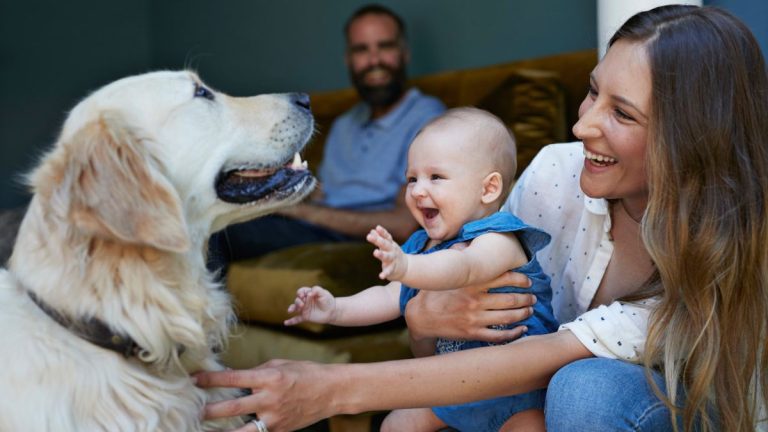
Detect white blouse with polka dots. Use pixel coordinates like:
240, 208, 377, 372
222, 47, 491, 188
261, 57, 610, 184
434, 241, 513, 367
504, 142, 653, 362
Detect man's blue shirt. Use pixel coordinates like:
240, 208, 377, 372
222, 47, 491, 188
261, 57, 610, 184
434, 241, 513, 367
318, 88, 445, 211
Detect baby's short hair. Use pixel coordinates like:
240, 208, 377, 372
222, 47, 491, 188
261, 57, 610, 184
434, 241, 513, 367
421, 107, 517, 200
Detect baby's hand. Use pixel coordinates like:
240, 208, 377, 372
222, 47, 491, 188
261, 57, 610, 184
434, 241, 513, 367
284, 286, 337, 325
366, 225, 409, 281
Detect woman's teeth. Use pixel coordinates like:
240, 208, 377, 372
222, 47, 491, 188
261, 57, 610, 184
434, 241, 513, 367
584, 149, 617, 165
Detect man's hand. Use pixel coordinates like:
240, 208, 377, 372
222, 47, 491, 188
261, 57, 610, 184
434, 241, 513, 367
276, 203, 309, 220
404, 271, 537, 344
273, 185, 419, 242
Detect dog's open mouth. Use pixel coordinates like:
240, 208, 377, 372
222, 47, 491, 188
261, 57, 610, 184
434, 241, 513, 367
215, 153, 315, 204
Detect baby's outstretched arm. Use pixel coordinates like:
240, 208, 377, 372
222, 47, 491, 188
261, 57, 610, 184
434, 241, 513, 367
285, 286, 337, 326
286, 282, 404, 327
367, 225, 409, 280
371, 230, 529, 291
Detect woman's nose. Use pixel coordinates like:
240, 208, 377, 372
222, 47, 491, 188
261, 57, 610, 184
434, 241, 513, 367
572, 101, 601, 140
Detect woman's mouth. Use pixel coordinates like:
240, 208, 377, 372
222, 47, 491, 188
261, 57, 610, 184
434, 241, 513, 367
584, 149, 617, 167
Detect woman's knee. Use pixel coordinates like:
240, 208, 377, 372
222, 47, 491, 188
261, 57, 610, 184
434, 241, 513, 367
545, 358, 674, 432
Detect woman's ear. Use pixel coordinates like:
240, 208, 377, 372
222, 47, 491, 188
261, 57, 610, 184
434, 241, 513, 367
480, 172, 503, 204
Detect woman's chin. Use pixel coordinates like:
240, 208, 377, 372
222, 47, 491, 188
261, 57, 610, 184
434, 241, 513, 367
579, 173, 608, 200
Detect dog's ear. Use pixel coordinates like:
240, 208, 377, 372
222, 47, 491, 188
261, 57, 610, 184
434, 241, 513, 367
52, 113, 191, 253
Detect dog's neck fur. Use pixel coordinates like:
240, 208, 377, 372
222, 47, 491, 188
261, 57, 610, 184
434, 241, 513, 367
10, 195, 232, 372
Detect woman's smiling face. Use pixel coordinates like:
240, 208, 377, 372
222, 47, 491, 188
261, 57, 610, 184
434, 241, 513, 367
573, 39, 652, 214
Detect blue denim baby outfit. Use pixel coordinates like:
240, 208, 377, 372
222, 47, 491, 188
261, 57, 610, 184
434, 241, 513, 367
399, 211, 558, 432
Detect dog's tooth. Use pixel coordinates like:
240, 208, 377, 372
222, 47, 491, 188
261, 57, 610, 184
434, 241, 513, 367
291, 152, 306, 169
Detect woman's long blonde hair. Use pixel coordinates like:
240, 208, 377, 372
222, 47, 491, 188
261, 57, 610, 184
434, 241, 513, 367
612, 5, 768, 431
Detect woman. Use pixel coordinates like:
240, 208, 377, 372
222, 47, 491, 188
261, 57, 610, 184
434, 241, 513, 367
197, 6, 768, 431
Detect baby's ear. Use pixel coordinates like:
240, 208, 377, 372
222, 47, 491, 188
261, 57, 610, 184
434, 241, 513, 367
480, 172, 503, 204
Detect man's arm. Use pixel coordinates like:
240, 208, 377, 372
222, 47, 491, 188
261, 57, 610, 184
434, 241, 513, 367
277, 185, 417, 242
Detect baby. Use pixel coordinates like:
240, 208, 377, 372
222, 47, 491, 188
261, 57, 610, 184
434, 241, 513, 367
286, 107, 557, 432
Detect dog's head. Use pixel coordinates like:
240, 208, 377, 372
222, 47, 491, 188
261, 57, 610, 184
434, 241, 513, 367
29, 70, 316, 253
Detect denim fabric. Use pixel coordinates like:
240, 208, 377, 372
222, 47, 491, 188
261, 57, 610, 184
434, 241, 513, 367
319, 88, 445, 211
206, 215, 354, 276
398, 211, 558, 431
546, 358, 676, 432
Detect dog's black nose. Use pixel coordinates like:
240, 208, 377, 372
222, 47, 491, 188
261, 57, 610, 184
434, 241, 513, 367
291, 93, 311, 111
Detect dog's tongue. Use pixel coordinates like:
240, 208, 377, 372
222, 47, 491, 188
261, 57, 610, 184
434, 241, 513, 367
234, 168, 275, 178
217, 153, 313, 204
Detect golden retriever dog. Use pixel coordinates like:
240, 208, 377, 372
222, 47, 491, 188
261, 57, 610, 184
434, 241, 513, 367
0, 70, 315, 431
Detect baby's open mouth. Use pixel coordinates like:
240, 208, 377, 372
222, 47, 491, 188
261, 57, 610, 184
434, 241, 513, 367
421, 208, 439, 220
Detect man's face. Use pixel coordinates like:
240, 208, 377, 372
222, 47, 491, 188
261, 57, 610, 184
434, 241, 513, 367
345, 13, 409, 108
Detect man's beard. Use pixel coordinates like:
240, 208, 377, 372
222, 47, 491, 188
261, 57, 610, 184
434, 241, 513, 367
350, 63, 408, 108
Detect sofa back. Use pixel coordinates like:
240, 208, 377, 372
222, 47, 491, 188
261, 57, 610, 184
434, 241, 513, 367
306, 49, 597, 176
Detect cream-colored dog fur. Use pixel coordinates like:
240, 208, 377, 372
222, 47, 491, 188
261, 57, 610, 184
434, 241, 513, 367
0, 71, 315, 431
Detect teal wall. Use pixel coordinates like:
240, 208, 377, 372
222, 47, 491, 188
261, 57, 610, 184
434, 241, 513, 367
1, 0, 153, 209
1, 0, 765, 209
149, 1, 596, 95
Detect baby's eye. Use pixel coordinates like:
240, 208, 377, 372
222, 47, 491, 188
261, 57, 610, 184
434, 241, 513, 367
407, 176, 416, 183
431, 174, 443, 181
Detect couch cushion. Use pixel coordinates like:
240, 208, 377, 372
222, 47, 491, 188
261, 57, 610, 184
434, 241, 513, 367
477, 68, 567, 176
227, 241, 384, 334
221, 324, 412, 368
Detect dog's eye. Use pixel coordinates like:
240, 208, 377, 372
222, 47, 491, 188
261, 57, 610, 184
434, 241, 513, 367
194, 83, 215, 101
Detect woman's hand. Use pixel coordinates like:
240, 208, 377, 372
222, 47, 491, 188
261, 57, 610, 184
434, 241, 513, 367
196, 360, 336, 432
405, 271, 536, 344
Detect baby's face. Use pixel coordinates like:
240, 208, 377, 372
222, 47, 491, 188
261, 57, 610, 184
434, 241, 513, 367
405, 126, 492, 242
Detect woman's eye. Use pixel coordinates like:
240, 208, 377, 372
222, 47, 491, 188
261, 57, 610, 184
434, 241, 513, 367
614, 108, 635, 121
194, 84, 214, 101
587, 85, 597, 97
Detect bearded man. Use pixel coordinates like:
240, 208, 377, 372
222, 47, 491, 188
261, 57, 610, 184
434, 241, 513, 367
208, 4, 445, 270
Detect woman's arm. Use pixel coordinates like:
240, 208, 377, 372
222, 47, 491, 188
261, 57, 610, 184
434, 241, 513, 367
196, 330, 592, 432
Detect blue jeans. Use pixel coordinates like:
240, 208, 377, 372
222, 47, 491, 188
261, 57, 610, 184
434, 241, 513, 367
545, 358, 675, 432
207, 215, 354, 276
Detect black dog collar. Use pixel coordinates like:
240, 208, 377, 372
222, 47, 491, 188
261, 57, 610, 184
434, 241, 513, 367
26, 290, 143, 358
